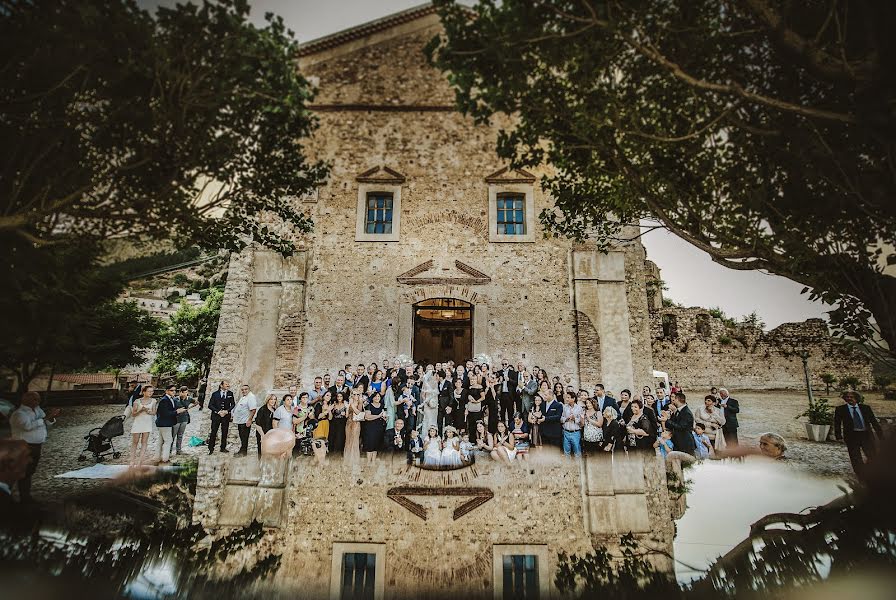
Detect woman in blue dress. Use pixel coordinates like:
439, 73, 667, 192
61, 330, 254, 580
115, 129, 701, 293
368, 370, 385, 397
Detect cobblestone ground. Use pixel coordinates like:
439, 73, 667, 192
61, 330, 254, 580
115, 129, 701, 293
12, 391, 896, 500
733, 390, 894, 479
25, 402, 223, 501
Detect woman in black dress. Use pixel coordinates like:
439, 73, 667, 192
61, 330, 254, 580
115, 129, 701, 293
253, 393, 278, 456
362, 391, 387, 463
625, 399, 656, 451
601, 406, 627, 453
328, 390, 348, 453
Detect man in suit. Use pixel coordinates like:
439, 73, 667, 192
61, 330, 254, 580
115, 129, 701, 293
328, 375, 351, 402
717, 387, 740, 446
834, 389, 883, 479
663, 391, 696, 456
437, 371, 457, 434
154, 384, 178, 464
541, 392, 564, 447
207, 380, 235, 454
496, 360, 518, 424
655, 387, 671, 414
385, 418, 410, 462
592, 384, 619, 414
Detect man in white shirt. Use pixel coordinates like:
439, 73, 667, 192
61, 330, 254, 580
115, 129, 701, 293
233, 384, 258, 456
10, 391, 59, 502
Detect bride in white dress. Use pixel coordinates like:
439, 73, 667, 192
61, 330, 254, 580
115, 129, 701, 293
440, 426, 463, 467
423, 425, 443, 466
419, 365, 439, 436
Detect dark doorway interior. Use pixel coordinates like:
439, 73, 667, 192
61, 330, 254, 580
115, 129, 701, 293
412, 298, 473, 365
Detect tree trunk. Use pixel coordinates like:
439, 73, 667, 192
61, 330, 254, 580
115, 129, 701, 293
45, 363, 56, 393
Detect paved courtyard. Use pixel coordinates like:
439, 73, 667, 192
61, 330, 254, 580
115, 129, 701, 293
13, 390, 896, 501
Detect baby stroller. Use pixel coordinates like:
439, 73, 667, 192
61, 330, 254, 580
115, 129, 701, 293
77, 415, 125, 462
297, 418, 320, 456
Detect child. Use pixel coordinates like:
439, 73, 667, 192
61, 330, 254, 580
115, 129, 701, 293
654, 429, 674, 458
408, 428, 424, 464
693, 423, 712, 459
459, 438, 474, 463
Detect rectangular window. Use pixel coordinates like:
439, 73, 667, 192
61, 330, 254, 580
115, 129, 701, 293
365, 192, 393, 234
496, 193, 526, 235
341, 552, 377, 600
502, 555, 539, 599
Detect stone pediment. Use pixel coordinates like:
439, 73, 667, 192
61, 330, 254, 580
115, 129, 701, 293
397, 259, 491, 286
387, 485, 494, 521
356, 165, 406, 184
484, 166, 537, 184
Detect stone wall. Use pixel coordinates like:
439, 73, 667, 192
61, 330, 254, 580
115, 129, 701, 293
650, 307, 873, 390
207, 15, 654, 397
193, 451, 676, 599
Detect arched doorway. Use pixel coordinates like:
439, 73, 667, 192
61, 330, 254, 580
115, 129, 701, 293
412, 298, 473, 364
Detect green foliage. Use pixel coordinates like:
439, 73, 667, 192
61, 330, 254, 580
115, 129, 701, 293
152, 289, 223, 383
795, 397, 834, 425
172, 273, 190, 286
707, 307, 736, 329
666, 470, 693, 496
0, 236, 160, 390
821, 373, 838, 394
874, 374, 893, 389
838, 375, 861, 391
739, 311, 766, 331
555, 534, 679, 598
718, 335, 733, 346
1, 0, 327, 255
428, 0, 896, 362
661, 297, 681, 308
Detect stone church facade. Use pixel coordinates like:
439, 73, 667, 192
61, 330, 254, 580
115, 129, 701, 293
207, 5, 654, 397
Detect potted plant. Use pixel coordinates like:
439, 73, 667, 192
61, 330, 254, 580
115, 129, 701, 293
795, 397, 833, 442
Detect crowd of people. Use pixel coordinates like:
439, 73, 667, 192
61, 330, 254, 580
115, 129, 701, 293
0, 359, 886, 509
175, 358, 763, 467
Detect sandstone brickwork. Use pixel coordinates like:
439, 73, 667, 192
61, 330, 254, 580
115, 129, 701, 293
206, 9, 655, 397
193, 451, 676, 598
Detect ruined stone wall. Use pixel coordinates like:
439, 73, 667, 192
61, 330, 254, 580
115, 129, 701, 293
650, 308, 873, 390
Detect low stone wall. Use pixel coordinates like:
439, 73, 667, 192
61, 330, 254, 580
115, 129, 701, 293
651, 309, 873, 390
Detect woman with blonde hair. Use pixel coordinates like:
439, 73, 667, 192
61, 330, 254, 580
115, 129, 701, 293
601, 406, 626, 453
128, 385, 156, 468
344, 390, 364, 464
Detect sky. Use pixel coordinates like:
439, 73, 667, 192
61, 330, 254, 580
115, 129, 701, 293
138, 0, 830, 329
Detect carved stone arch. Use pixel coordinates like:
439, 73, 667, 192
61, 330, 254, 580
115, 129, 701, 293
397, 285, 489, 360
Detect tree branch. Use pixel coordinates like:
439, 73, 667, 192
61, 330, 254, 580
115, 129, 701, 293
626, 34, 857, 124
737, 0, 873, 82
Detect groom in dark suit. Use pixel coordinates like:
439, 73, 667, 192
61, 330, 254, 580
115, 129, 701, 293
663, 392, 696, 456
834, 389, 883, 479
207, 380, 236, 454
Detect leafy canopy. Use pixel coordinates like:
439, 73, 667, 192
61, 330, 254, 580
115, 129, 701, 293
428, 0, 896, 362
0, 237, 160, 389
151, 288, 223, 382
1, 0, 327, 255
